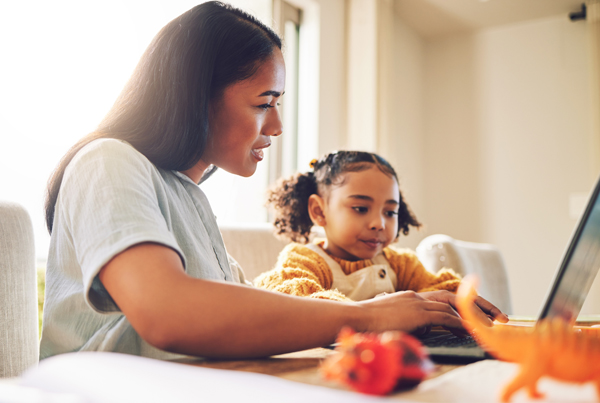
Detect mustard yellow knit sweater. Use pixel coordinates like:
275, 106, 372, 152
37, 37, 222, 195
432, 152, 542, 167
254, 240, 461, 301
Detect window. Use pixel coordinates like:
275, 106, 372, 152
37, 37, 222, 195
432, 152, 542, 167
270, 0, 302, 182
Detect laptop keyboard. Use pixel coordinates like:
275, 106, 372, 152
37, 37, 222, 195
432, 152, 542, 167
419, 331, 488, 358
325, 331, 488, 358
420, 333, 479, 348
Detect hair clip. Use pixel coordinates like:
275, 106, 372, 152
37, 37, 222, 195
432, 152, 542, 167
309, 159, 318, 169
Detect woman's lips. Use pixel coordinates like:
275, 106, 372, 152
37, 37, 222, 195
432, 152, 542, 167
251, 142, 271, 161
251, 148, 265, 161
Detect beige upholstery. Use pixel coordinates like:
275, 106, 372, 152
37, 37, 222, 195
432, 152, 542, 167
416, 234, 513, 314
0, 201, 39, 377
219, 223, 289, 281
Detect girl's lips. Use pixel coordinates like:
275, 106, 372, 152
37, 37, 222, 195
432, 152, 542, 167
361, 240, 382, 249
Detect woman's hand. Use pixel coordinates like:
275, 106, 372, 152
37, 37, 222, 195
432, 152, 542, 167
419, 290, 509, 326
356, 290, 466, 336
357, 290, 509, 337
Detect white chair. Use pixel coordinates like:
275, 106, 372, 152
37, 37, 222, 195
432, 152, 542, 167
0, 200, 39, 377
416, 234, 513, 314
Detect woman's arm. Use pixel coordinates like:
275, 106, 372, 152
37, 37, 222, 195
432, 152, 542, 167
99, 243, 466, 359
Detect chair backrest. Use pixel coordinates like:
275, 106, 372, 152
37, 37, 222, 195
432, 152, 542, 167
0, 201, 39, 377
219, 223, 290, 281
415, 234, 513, 314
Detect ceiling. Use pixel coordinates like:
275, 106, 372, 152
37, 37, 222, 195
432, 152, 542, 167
393, 0, 586, 39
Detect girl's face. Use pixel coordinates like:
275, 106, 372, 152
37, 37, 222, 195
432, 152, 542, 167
316, 167, 400, 261
188, 48, 285, 181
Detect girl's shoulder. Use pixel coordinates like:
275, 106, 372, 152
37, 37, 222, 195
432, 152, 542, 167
278, 241, 329, 264
281, 241, 319, 255
382, 245, 420, 264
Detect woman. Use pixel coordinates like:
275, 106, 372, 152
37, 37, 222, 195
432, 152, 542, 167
41, 1, 506, 361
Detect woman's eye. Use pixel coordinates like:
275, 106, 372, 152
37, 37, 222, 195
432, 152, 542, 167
386, 211, 399, 218
353, 206, 368, 214
258, 102, 279, 110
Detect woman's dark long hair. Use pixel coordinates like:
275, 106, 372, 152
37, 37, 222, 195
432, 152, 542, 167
44, 1, 281, 233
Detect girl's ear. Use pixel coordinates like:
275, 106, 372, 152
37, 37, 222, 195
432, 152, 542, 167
308, 194, 326, 227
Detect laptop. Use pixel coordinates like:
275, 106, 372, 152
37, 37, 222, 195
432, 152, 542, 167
421, 173, 600, 360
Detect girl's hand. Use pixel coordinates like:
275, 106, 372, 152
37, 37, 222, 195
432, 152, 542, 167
356, 290, 466, 335
419, 290, 509, 326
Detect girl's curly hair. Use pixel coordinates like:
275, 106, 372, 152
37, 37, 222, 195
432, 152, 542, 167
267, 151, 422, 243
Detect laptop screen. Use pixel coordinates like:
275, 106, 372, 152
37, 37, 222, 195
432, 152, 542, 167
538, 176, 600, 322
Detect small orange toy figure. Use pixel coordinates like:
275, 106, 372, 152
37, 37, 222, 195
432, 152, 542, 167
456, 275, 600, 402
320, 327, 433, 395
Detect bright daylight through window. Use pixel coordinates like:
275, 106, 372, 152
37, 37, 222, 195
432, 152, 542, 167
0, 0, 300, 264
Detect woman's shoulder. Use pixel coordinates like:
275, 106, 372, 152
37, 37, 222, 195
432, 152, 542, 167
74, 138, 145, 164
68, 138, 156, 176
62, 138, 162, 193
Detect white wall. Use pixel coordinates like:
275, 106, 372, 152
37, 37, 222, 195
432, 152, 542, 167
346, 0, 378, 152
314, 0, 348, 157
422, 17, 593, 315
423, 34, 484, 244
479, 18, 594, 316
379, 4, 427, 250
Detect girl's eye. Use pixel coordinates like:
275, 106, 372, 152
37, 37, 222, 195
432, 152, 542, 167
353, 206, 368, 214
386, 211, 399, 218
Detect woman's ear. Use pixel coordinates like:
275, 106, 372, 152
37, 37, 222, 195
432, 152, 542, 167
308, 194, 326, 227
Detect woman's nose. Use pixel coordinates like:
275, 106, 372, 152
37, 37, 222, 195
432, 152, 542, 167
267, 107, 283, 137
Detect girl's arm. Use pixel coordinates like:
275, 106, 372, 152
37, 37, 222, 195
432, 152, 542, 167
384, 248, 461, 293
384, 248, 508, 325
99, 242, 466, 359
254, 243, 348, 301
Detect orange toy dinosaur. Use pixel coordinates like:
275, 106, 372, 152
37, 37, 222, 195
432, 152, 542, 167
456, 275, 600, 402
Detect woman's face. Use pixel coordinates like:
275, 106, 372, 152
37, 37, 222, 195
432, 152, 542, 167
198, 48, 285, 179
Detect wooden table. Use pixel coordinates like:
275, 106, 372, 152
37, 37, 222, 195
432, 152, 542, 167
175, 347, 463, 394
174, 316, 600, 395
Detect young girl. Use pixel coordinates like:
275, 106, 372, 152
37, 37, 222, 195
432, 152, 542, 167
256, 151, 464, 302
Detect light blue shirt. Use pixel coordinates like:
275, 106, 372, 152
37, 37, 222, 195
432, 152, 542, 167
40, 139, 245, 360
